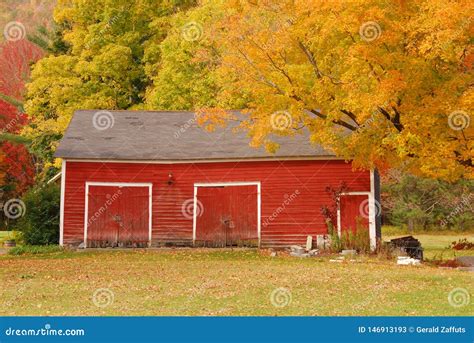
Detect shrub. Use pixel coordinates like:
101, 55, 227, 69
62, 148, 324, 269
326, 219, 341, 252
450, 238, 474, 250
325, 219, 371, 253
14, 183, 60, 245
340, 227, 371, 254
8, 245, 63, 255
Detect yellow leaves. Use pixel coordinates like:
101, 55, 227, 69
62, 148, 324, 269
195, 108, 233, 132
379, 70, 407, 98
22, 0, 473, 180
264, 141, 279, 154
52, 158, 62, 170
201, 0, 474, 180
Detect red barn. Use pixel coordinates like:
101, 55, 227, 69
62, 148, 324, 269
56, 110, 381, 249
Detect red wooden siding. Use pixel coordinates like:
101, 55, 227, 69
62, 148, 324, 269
86, 185, 149, 247
339, 194, 369, 233
63, 160, 370, 247
196, 185, 258, 247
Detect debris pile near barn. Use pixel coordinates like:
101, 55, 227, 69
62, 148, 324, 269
389, 236, 423, 261
397, 256, 421, 265
289, 245, 319, 258
284, 236, 319, 257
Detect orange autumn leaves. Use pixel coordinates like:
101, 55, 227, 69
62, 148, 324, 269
201, 0, 473, 180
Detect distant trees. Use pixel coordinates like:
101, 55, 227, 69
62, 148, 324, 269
382, 171, 474, 230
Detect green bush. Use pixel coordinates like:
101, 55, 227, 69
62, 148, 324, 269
8, 245, 63, 255
14, 184, 60, 245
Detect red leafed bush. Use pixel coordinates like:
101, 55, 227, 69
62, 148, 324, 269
0, 40, 43, 194
451, 238, 474, 250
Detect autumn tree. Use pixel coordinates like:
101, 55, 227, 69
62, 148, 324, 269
24, 0, 197, 169
0, 40, 43, 194
200, 0, 473, 180
145, 0, 247, 111
23, 0, 473, 181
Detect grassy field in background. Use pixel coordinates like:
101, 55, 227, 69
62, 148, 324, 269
0, 231, 10, 242
382, 227, 474, 260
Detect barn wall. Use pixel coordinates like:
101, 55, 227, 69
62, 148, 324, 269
62, 160, 371, 247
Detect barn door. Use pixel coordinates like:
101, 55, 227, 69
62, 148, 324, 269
339, 194, 369, 234
86, 185, 150, 248
195, 185, 258, 247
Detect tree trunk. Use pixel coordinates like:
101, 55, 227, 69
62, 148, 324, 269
408, 218, 414, 233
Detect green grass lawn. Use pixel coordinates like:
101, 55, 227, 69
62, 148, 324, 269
0, 247, 472, 316
0, 231, 10, 243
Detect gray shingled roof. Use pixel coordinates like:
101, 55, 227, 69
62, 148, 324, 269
54, 110, 335, 161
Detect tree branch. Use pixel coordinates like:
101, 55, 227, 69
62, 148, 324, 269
340, 109, 360, 126
309, 109, 357, 131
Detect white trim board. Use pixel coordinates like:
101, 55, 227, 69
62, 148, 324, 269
59, 161, 66, 246
193, 181, 261, 247
86, 181, 152, 187
83, 181, 153, 248
63, 156, 344, 164
369, 169, 377, 250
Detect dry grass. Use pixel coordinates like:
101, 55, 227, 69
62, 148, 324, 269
0, 248, 472, 316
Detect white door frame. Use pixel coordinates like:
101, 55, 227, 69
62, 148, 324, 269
83, 181, 153, 248
336, 170, 377, 250
337, 191, 376, 250
193, 182, 261, 247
